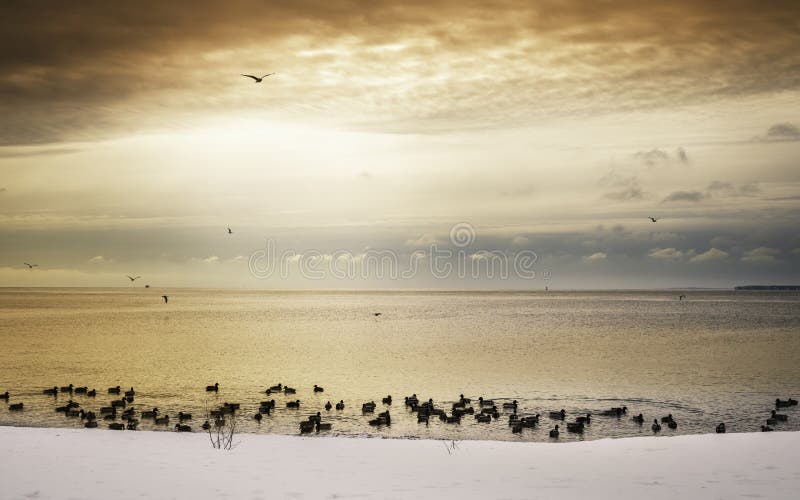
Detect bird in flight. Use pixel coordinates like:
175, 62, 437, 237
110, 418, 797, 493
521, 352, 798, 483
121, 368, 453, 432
127, 275, 141, 281
373, 312, 382, 317
161, 295, 169, 304
241, 73, 275, 83
227, 227, 233, 234
648, 217, 661, 222
23, 263, 38, 269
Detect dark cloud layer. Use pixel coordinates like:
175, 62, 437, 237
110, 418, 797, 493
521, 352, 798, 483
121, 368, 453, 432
1, 0, 799, 144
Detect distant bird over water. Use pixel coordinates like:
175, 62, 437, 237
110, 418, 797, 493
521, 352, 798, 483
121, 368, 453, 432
679, 294, 687, 301
127, 275, 141, 281
373, 312, 382, 317
227, 227, 233, 234
24, 262, 38, 269
161, 295, 169, 304
241, 73, 274, 83
648, 217, 661, 223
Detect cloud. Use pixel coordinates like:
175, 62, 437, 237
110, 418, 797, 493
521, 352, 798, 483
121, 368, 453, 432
648, 247, 685, 260
690, 248, 729, 263
662, 190, 707, 203
707, 180, 734, 191
706, 181, 761, 197
758, 122, 800, 142
2, 1, 800, 144
87, 255, 113, 264
605, 179, 644, 201
582, 252, 607, 263
634, 148, 689, 167
741, 247, 780, 264
0, 147, 81, 159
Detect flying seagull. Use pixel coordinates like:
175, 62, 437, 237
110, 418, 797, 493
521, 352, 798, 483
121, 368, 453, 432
23, 262, 38, 269
161, 295, 169, 304
373, 312, 382, 317
227, 227, 233, 234
127, 275, 141, 281
241, 73, 275, 83
648, 217, 661, 222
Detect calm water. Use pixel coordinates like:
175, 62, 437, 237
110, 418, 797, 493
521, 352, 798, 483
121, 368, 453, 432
1, 288, 799, 442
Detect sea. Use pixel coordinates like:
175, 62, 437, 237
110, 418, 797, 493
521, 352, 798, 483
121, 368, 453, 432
1, 288, 798, 442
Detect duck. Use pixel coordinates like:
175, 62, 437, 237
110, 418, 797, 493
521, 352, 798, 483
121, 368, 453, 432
316, 422, 332, 432
566, 421, 584, 433
324, 401, 333, 411
155, 415, 170, 425
652, 419, 661, 432
771, 410, 788, 422
83, 411, 96, 421
405, 394, 419, 406
84, 420, 98, 428
632, 413, 645, 424
478, 397, 495, 407
715, 423, 726, 433
417, 413, 429, 424
0, 391, 8, 400
299, 420, 315, 433
502, 400, 518, 410
575, 413, 592, 424
766, 416, 777, 426
362, 401, 377, 413
60, 384, 74, 393
9, 402, 23, 411
313, 385, 324, 393
202, 420, 211, 430
141, 407, 159, 418
259, 405, 272, 415
254, 413, 263, 422
108, 386, 121, 394
108, 423, 124, 430
511, 422, 522, 433
284, 386, 297, 395
761, 425, 774, 432
382, 395, 392, 405
549, 409, 566, 420
667, 420, 677, 429
521, 415, 540, 428
600, 406, 627, 417
43, 386, 58, 395
111, 398, 126, 408
308, 412, 322, 424
475, 413, 492, 423
206, 382, 219, 392
124, 388, 135, 397
175, 423, 192, 432
73, 387, 88, 394
335, 400, 345, 410
660, 414, 675, 423
86, 389, 97, 397
286, 400, 301, 408
178, 412, 192, 421
268, 383, 282, 392
549, 425, 560, 438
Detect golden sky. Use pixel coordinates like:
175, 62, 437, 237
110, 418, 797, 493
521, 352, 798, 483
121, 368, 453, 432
1, 1, 799, 288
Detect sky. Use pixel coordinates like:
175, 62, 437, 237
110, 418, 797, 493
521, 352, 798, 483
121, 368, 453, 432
0, 0, 799, 289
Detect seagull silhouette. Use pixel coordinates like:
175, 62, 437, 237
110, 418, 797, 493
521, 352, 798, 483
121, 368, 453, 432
161, 295, 169, 304
241, 73, 275, 83
227, 227, 233, 234
648, 217, 661, 222
23, 262, 38, 269
127, 275, 141, 281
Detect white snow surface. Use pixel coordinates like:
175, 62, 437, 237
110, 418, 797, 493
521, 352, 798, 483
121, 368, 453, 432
0, 427, 797, 499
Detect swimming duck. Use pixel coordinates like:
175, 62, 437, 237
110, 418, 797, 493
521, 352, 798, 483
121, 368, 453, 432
124, 388, 135, 397
141, 408, 159, 418
86, 389, 96, 397
335, 400, 345, 410
60, 384, 73, 393
382, 395, 392, 405
175, 423, 192, 432
549, 425, 559, 438
299, 420, 315, 433
84, 420, 98, 428
155, 415, 170, 425
108, 423, 124, 430
576, 413, 592, 424
284, 386, 297, 394
632, 413, 645, 424
201, 420, 211, 430
660, 414, 675, 423
308, 412, 322, 424
652, 419, 661, 432
667, 420, 677, 429
566, 421, 584, 433
206, 382, 219, 392
0, 392, 8, 400
43, 386, 58, 395
771, 410, 788, 422
313, 385, 324, 393
9, 402, 23, 411
511, 422, 522, 433
254, 413, 262, 422
286, 400, 301, 408
362, 401, 377, 413
549, 409, 566, 420
108, 386, 121, 394
475, 413, 492, 423
324, 401, 332, 411
74, 387, 88, 394
715, 423, 726, 433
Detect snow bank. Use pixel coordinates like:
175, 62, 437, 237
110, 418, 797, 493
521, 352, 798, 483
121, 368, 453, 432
0, 427, 797, 499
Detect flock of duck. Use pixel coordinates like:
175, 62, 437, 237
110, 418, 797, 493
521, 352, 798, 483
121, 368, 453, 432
2, 384, 796, 438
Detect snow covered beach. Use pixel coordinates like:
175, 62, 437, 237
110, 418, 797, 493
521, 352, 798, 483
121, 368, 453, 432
1, 427, 797, 499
